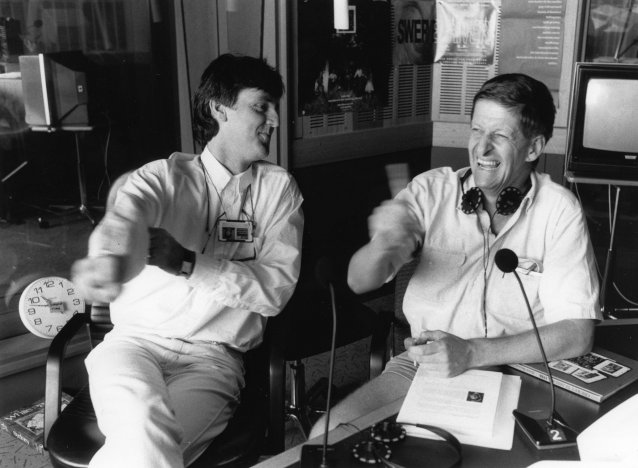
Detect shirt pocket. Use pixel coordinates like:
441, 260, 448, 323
496, 267, 543, 326
410, 247, 466, 303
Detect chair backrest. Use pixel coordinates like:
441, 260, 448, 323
390, 259, 419, 356
87, 303, 113, 346
394, 259, 418, 324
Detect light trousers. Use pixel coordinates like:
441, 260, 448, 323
85, 332, 244, 468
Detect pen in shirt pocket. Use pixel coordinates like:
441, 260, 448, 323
516, 258, 543, 277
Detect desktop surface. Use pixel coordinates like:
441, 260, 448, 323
256, 322, 638, 468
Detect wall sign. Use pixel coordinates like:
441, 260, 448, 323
434, 0, 500, 65
499, 0, 566, 94
393, 0, 436, 65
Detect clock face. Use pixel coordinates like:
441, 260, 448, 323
18, 276, 85, 339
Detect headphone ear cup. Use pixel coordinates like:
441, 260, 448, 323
496, 186, 523, 215
461, 187, 483, 214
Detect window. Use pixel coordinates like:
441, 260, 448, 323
0, 0, 180, 342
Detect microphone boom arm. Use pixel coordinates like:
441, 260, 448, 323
512, 271, 556, 427
495, 248, 578, 449
320, 281, 337, 467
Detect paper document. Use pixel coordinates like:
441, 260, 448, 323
397, 368, 521, 450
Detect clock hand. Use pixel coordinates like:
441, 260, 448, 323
40, 296, 53, 305
33, 296, 66, 312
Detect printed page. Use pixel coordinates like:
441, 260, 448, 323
397, 368, 503, 436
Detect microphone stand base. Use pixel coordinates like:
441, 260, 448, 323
299, 444, 338, 468
513, 410, 578, 450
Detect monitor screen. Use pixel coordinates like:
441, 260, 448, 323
583, 78, 638, 153
566, 62, 638, 181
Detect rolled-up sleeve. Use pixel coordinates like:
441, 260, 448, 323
539, 196, 601, 322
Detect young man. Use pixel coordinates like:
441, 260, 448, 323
310, 73, 600, 437
72, 54, 304, 467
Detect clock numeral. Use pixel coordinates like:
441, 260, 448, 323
73, 298, 81, 306
28, 297, 41, 304
28, 307, 36, 315
57, 325, 64, 332
67, 288, 75, 296
34, 318, 42, 325
35, 287, 43, 294
46, 325, 53, 333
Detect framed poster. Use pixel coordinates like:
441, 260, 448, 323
434, 0, 500, 65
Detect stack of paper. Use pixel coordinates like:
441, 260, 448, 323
396, 368, 521, 450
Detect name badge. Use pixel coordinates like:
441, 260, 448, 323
218, 220, 254, 243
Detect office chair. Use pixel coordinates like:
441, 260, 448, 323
267, 258, 393, 446
387, 259, 419, 359
43, 303, 280, 467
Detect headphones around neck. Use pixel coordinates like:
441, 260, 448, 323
460, 169, 526, 216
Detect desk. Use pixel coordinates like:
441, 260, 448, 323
256, 362, 638, 467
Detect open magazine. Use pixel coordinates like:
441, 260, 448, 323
396, 368, 521, 450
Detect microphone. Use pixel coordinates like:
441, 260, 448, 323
495, 248, 578, 449
300, 258, 339, 467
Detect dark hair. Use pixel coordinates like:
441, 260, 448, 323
192, 53, 285, 147
471, 73, 555, 143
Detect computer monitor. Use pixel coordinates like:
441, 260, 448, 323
565, 62, 638, 181
19, 51, 90, 128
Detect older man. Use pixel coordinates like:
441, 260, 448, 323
311, 73, 600, 437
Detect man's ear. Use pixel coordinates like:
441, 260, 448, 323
526, 135, 546, 163
209, 100, 227, 122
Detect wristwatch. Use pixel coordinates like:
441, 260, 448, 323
180, 249, 195, 278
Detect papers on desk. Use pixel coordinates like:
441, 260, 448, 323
396, 368, 521, 450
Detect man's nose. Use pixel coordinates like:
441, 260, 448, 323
476, 133, 493, 155
266, 108, 279, 128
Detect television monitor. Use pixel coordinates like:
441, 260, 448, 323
19, 51, 91, 128
565, 62, 638, 181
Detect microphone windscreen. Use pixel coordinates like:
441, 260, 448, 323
315, 257, 335, 288
495, 248, 518, 273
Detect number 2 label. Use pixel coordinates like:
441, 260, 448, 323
548, 428, 566, 441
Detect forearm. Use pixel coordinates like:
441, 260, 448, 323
191, 254, 300, 316
188, 203, 303, 316
348, 198, 423, 294
89, 211, 150, 282
468, 319, 596, 368
348, 245, 390, 294
347, 237, 411, 294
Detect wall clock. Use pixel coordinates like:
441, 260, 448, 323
18, 276, 86, 339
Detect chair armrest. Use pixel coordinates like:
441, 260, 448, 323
369, 308, 393, 379
264, 314, 286, 455
44, 312, 89, 449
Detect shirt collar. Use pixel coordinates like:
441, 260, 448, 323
200, 146, 253, 192
523, 170, 539, 212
